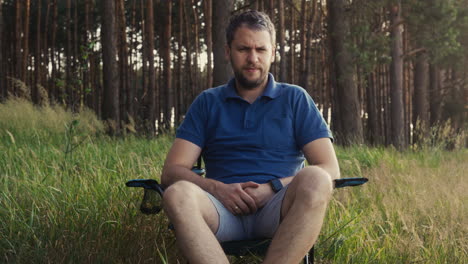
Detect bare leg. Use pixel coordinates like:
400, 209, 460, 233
163, 181, 229, 264
263, 167, 333, 264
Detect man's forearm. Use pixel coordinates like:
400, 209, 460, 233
161, 164, 220, 193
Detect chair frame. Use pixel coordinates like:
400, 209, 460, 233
126, 158, 368, 263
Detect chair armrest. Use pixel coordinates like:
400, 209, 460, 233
333, 177, 368, 188
126, 179, 164, 215
126, 179, 165, 196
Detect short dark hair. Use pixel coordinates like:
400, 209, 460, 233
226, 10, 276, 47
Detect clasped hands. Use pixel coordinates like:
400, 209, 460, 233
212, 181, 275, 215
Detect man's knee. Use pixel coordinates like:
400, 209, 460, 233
293, 167, 333, 207
163, 180, 199, 212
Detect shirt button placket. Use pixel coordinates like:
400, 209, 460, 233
244, 104, 253, 129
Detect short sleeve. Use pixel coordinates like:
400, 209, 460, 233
175, 93, 208, 148
293, 89, 333, 149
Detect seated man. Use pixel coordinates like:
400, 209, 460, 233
161, 10, 340, 264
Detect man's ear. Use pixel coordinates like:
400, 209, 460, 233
270, 45, 276, 63
225, 44, 231, 61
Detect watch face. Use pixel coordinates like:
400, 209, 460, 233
271, 179, 283, 192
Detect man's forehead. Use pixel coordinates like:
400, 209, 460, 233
232, 26, 273, 45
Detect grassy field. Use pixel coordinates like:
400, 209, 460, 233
1, 99, 467, 263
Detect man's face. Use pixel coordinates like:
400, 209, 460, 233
226, 26, 275, 90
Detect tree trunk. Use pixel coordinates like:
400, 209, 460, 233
15, 0, 22, 84
413, 52, 430, 144
0, 0, 4, 99
366, 72, 379, 144
298, 0, 307, 88
73, 0, 79, 109
278, 0, 286, 82
117, 0, 130, 125
145, 0, 156, 134
22, 0, 30, 86
66, 0, 73, 108
327, 0, 363, 145
212, 0, 234, 86
51, 0, 58, 102
183, 3, 193, 112
33, 0, 42, 104
191, 0, 200, 97
289, 3, 296, 84
429, 64, 442, 126
204, 0, 213, 89
162, 0, 173, 130
176, 0, 184, 123
389, 2, 406, 150
101, 0, 120, 134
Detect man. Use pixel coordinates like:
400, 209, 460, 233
161, 10, 339, 264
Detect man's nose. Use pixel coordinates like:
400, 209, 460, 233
247, 51, 259, 64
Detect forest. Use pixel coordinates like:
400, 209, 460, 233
1, 1, 467, 263
1, 0, 466, 148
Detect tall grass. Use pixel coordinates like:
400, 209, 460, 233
1, 99, 466, 263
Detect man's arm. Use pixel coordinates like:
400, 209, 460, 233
244, 137, 339, 207
161, 138, 258, 214
302, 137, 340, 181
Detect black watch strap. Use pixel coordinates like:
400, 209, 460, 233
269, 178, 283, 193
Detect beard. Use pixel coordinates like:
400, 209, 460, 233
231, 60, 269, 90
233, 69, 267, 90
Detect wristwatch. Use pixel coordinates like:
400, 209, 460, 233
269, 178, 283, 193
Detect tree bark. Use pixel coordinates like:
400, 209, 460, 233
298, 0, 307, 88
101, 0, 120, 133
162, 0, 173, 130
145, 0, 156, 134
278, 0, 286, 82
51, 0, 58, 101
289, 3, 296, 84
22, 0, 30, 86
117, 0, 130, 124
191, 0, 200, 97
389, 2, 406, 149
66, 0, 73, 107
204, 0, 213, 88
15, 0, 22, 84
176, 0, 184, 123
413, 52, 430, 143
212, 0, 234, 86
0, 0, 4, 99
429, 64, 442, 126
327, 0, 363, 145
33, 0, 42, 104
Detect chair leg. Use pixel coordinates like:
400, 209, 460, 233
309, 245, 315, 264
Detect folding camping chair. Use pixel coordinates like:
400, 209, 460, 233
126, 158, 368, 263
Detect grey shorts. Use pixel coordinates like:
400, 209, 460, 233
206, 185, 289, 242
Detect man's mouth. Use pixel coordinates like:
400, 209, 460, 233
245, 67, 259, 73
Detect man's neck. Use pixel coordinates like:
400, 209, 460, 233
235, 80, 268, 104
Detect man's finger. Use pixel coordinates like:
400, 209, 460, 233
240, 181, 260, 189
239, 190, 258, 213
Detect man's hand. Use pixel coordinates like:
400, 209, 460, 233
212, 181, 260, 215
243, 183, 275, 209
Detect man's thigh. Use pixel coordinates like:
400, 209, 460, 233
205, 185, 289, 242
205, 192, 247, 242
252, 185, 289, 238
163, 181, 220, 233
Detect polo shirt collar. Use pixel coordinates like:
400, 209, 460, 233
223, 73, 281, 101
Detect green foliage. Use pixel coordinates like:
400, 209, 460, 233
404, 0, 464, 65
348, 0, 392, 74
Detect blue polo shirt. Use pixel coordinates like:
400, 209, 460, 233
176, 74, 332, 184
